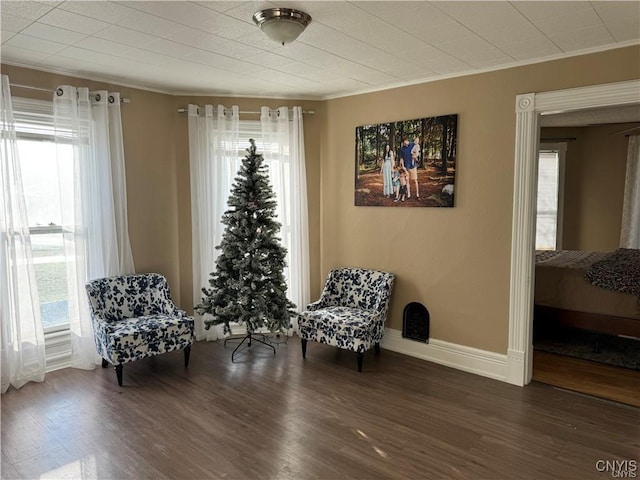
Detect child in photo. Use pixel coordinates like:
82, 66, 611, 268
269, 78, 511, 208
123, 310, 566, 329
398, 167, 408, 202
392, 164, 400, 202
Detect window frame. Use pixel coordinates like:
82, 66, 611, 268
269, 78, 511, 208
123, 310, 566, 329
235, 120, 292, 240
12, 96, 72, 339
536, 142, 567, 250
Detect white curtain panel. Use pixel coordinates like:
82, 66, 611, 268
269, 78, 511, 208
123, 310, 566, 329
99, 91, 135, 274
53, 86, 134, 369
260, 106, 310, 333
189, 104, 239, 341
621, 135, 640, 249
0, 75, 46, 392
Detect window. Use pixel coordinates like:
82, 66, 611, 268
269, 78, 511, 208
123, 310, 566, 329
218, 120, 293, 247
535, 143, 566, 250
13, 97, 73, 334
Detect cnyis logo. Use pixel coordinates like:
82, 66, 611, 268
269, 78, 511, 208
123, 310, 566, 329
595, 460, 637, 478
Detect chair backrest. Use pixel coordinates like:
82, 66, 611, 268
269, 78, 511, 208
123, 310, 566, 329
85, 273, 178, 322
322, 268, 394, 313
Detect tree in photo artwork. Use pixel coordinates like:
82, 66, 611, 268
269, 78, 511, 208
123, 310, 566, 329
354, 114, 457, 207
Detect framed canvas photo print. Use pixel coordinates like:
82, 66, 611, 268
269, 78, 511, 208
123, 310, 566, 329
355, 114, 458, 207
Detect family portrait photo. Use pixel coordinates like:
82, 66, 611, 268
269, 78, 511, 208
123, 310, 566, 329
355, 114, 458, 207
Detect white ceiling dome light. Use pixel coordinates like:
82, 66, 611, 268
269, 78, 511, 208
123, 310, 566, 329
252, 8, 312, 45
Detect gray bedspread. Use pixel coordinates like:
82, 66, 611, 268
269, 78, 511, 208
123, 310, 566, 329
584, 248, 640, 297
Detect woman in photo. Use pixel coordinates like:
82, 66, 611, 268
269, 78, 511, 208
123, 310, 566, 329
381, 144, 394, 197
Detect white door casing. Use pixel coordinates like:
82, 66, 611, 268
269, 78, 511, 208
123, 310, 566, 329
507, 80, 640, 386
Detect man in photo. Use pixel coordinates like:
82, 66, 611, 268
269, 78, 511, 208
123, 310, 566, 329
400, 138, 414, 198
410, 135, 420, 198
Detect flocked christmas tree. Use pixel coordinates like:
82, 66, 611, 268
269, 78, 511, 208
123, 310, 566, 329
196, 139, 296, 340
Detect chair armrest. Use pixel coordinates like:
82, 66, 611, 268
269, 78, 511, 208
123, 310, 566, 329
90, 314, 117, 334
90, 312, 108, 323
306, 300, 328, 311
306, 285, 338, 311
371, 295, 387, 313
159, 300, 188, 318
370, 277, 394, 313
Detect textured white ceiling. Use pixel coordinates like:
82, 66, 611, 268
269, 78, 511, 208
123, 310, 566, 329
1, 1, 639, 99
540, 104, 640, 127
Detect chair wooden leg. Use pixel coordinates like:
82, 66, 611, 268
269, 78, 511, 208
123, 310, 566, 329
301, 339, 307, 359
357, 352, 364, 372
374, 343, 381, 355
115, 365, 123, 387
101, 358, 108, 368
184, 345, 191, 367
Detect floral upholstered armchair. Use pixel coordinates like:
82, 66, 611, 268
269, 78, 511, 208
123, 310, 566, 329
85, 273, 195, 386
298, 268, 395, 372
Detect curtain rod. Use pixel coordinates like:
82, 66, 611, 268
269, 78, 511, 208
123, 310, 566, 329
9, 83, 52, 93
177, 106, 314, 115
9, 83, 130, 104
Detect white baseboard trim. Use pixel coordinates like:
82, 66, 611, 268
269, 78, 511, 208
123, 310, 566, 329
382, 328, 508, 382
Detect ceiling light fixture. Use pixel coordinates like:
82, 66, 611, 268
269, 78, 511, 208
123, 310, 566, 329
252, 8, 312, 45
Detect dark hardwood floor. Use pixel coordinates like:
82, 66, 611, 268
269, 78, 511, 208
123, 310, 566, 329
2, 339, 639, 480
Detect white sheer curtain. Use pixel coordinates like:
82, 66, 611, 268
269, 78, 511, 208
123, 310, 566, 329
260, 106, 310, 333
188, 104, 310, 339
621, 135, 640, 249
1, 75, 46, 392
53, 86, 134, 369
189, 104, 239, 341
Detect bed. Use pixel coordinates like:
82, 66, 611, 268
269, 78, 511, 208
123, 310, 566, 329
534, 249, 640, 338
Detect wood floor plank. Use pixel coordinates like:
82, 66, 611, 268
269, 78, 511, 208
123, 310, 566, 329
533, 350, 640, 407
2, 339, 638, 479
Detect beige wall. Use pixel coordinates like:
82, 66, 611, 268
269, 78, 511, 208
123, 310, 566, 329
541, 124, 633, 251
1, 63, 182, 302
1, 64, 323, 313
172, 96, 324, 313
320, 46, 640, 354
4, 44, 639, 355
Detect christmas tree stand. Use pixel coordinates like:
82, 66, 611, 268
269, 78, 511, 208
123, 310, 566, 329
195, 139, 297, 360
224, 332, 276, 362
